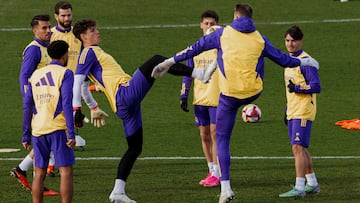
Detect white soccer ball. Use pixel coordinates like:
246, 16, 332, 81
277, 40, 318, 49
241, 104, 261, 123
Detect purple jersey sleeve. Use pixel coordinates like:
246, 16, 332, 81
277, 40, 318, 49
76, 48, 95, 75
19, 45, 41, 97
296, 66, 321, 94
180, 59, 194, 99
262, 36, 301, 68
173, 31, 221, 63
76, 48, 104, 85
61, 69, 75, 139
22, 84, 34, 144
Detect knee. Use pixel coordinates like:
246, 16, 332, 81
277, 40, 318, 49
292, 144, 305, 155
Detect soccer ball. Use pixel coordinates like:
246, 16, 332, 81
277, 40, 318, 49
241, 104, 261, 123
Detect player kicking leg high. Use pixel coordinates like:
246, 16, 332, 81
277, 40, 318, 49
72, 19, 217, 203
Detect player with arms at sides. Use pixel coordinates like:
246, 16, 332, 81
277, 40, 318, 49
51, 1, 81, 74
22, 40, 76, 203
48, 0, 99, 177
51, 1, 103, 116
180, 10, 221, 187
72, 19, 216, 203
11, 14, 59, 196
152, 3, 319, 203
279, 25, 321, 198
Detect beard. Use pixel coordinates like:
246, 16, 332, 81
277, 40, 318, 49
59, 20, 72, 29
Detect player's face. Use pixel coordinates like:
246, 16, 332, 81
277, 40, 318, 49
33, 21, 51, 42
200, 17, 217, 35
83, 26, 100, 45
285, 34, 302, 54
55, 8, 73, 29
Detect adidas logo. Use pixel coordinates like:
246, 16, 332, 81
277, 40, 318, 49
35, 72, 55, 87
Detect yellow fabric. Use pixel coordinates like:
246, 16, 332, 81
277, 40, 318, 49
219, 26, 265, 99
285, 51, 316, 121
79, 46, 132, 112
192, 49, 219, 106
29, 65, 67, 136
23, 40, 51, 70
51, 27, 82, 72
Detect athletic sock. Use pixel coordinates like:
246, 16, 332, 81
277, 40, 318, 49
295, 177, 305, 191
49, 152, 55, 165
18, 155, 33, 172
208, 162, 214, 173
220, 180, 231, 192
305, 172, 318, 187
113, 179, 126, 194
212, 164, 220, 178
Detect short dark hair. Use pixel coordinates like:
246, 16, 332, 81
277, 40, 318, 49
73, 19, 96, 41
285, 25, 304, 40
235, 3, 253, 18
201, 10, 219, 23
47, 40, 69, 59
30, 14, 50, 28
55, 1, 72, 14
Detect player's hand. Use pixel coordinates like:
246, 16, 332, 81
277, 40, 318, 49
287, 80, 295, 93
151, 57, 175, 78
66, 138, 76, 149
74, 109, 85, 128
90, 106, 109, 127
22, 142, 31, 150
299, 57, 319, 70
22, 134, 31, 150
180, 98, 189, 112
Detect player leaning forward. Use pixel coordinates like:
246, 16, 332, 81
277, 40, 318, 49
71, 19, 216, 203
152, 3, 320, 203
22, 40, 76, 203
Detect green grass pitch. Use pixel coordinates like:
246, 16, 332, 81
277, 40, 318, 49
1, 0, 360, 202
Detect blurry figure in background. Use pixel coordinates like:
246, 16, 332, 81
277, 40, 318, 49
50, 1, 98, 174
180, 10, 221, 187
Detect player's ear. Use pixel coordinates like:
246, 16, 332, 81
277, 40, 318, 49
80, 33, 86, 41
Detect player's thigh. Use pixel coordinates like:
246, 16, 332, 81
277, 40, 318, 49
49, 130, 75, 167
32, 135, 51, 169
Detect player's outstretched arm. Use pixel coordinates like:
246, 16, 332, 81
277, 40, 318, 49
151, 57, 176, 78
299, 57, 319, 70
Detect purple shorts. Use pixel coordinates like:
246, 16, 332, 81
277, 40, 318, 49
288, 119, 312, 148
194, 105, 217, 126
116, 69, 151, 137
32, 130, 75, 169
